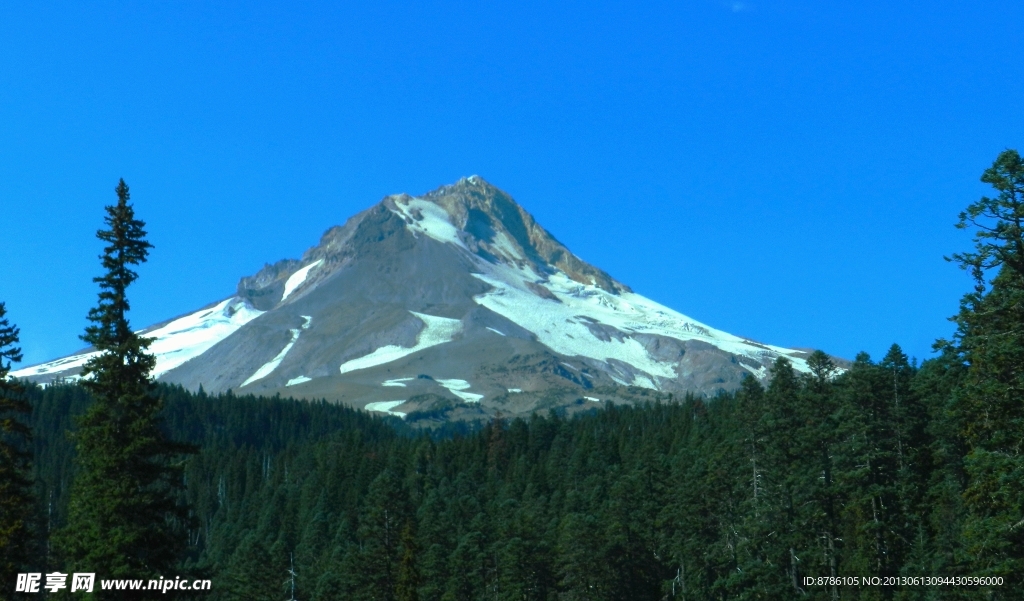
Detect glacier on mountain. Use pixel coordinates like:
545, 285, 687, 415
12, 297, 264, 381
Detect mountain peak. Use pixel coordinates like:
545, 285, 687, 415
427, 174, 493, 195
406, 177, 629, 294
15, 177, 824, 420
233, 177, 627, 311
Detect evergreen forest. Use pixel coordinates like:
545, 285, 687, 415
6, 346, 1016, 600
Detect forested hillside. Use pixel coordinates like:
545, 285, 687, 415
12, 341, 1017, 599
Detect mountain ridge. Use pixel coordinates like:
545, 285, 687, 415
14, 176, 830, 422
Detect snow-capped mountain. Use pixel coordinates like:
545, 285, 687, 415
14, 177, 819, 421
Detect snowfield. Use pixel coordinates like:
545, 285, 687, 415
391, 197, 470, 250
281, 260, 323, 302
338, 312, 463, 375
13, 297, 264, 381
364, 400, 408, 417
470, 263, 812, 386
241, 316, 312, 387
436, 378, 483, 403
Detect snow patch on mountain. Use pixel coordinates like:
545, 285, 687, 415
12, 297, 264, 381
146, 299, 266, 378
12, 351, 97, 380
489, 230, 525, 263
281, 260, 323, 302
338, 312, 463, 375
364, 400, 408, 417
470, 260, 811, 388
436, 378, 483, 403
286, 376, 312, 386
241, 315, 312, 387
741, 364, 769, 379
391, 197, 469, 250
472, 270, 678, 385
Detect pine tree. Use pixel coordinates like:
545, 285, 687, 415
944, 150, 1024, 594
0, 302, 35, 595
57, 180, 193, 593
835, 350, 915, 596
221, 535, 282, 601
949, 149, 1024, 281
355, 468, 410, 601
394, 522, 420, 601
760, 358, 807, 596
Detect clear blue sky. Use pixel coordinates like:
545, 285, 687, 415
3, 1, 1022, 367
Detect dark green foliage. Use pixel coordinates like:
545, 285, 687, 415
949, 148, 1024, 279
12, 355, 1013, 600
0, 302, 34, 598
941, 150, 1024, 596
56, 180, 194, 596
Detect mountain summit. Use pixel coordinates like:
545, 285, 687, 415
16, 177, 817, 421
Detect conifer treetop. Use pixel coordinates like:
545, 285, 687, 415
949, 149, 1024, 285
0, 301, 26, 442
0, 302, 22, 381
82, 178, 154, 352
0, 301, 32, 588
0, 301, 27, 428
79, 179, 156, 389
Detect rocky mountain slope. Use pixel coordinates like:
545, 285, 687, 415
14, 177, 821, 422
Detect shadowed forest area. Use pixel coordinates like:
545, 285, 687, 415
8, 340, 1021, 600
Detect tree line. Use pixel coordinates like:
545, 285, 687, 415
1, 151, 1023, 599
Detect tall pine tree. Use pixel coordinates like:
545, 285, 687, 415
944, 150, 1024, 594
57, 180, 193, 593
0, 302, 35, 597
